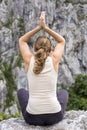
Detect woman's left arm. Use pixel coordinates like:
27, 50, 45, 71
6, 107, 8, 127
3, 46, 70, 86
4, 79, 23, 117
19, 26, 42, 70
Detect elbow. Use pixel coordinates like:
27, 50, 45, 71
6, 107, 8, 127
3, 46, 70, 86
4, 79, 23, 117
63, 38, 65, 44
19, 39, 21, 46
19, 37, 23, 44
61, 37, 65, 45
19, 38, 21, 43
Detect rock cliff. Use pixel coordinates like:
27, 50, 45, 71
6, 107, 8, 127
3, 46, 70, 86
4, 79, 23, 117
0, 111, 87, 130
0, 0, 87, 114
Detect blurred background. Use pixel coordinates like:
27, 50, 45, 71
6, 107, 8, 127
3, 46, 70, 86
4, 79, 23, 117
0, 0, 87, 120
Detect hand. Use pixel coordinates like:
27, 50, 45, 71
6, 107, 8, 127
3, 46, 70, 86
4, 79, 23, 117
39, 11, 46, 29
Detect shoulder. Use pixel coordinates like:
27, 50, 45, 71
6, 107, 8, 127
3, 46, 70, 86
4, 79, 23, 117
49, 52, 59, 73
50, 51, 59, 63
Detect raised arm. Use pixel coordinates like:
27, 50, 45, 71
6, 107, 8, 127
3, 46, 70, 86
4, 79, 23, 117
40, 12, 65, 64
45, 26, 65, 63
19, 26, 42, 70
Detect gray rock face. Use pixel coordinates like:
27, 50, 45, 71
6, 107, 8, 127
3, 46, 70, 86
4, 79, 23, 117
0, 0, 87, 86
0, 111, 87, 130
0, 0, 87, 113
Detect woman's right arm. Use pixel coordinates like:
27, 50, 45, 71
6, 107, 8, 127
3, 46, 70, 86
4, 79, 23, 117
40, 12, 65, 64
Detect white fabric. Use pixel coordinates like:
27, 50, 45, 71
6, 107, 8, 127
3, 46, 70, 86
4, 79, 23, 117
26, 56, 61, 114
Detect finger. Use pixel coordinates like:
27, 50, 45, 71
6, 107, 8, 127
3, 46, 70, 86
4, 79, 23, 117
40, 17, 44, 21
41, 11, 45, 15
41, 12, 45, 17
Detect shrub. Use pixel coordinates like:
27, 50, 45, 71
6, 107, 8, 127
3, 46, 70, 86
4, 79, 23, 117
0, 112, 22, 121
67, 74, 87, 110
2, 61, 17, 110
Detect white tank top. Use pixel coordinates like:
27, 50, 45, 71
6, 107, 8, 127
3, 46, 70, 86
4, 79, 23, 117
26, 56, 61, 114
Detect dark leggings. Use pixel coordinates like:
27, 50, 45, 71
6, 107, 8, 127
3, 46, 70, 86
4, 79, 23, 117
17, 88, 68, 126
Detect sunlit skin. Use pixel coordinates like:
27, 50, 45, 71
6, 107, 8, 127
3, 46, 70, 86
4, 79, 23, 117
17, 11, 68, 126
19, 11, 65, 74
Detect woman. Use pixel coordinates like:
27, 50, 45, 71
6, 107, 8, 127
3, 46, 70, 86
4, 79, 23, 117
17, 12, 68, 126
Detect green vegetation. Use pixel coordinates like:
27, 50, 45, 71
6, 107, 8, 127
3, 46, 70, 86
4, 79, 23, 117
0, 53, 23, 112
55, 3, 60, 8
0, 0, 2, 3
4, 0, 8, 5
77, 8, 85, 21
18, 18, 25, 37
2, 61, 17, 110
64, 0, 87, 4
0, 52, 23, 121
1, 52, 87, 121
3, 18, 13, 28
15, 53, 23, 68
0, 112, 22, 121
67, 74, 87, 110
0, 113, 8, 121
27, 38, 34, 47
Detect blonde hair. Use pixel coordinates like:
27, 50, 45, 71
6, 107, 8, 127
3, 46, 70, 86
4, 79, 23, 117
33, 36, 52, 74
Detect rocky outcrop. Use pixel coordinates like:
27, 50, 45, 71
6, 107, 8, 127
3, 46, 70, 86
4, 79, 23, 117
0, 0, 87, 113
0, 111, 87, 130
0, 0, 87, 86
